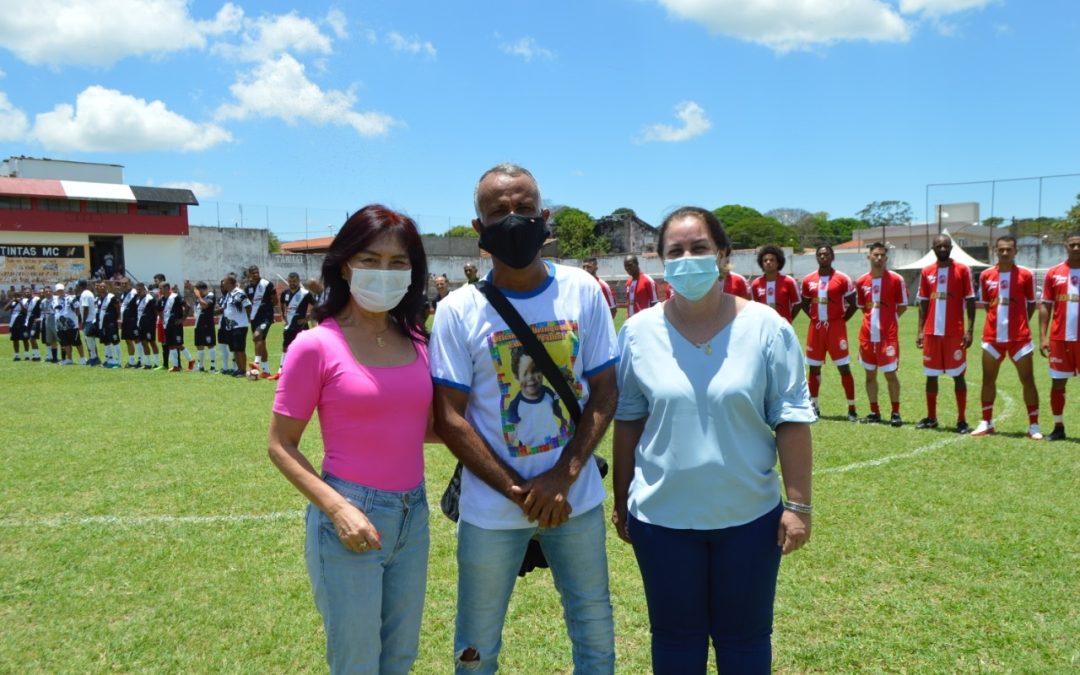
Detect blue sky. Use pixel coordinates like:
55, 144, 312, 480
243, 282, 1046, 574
1, 0, 1078, 241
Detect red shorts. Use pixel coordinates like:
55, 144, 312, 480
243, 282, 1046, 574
805, 321, 851, 366
982, 340, 1035, 363
156, 318, 165, 343
859, 338, 900, 372
1048, 339, 1080, 378
922, 333, 967, 376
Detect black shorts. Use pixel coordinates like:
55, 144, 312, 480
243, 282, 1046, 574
228, 327, 248, 353
138, 318, 156, 342
163, 322, 184, 347
251, 313, 273, 339
283, 325, 306, 351
99, 321, 119, 345
58, 328, 78, 347
9, 324, 22, 341
194, 324, 217, 347
217, 323, 229, 344
120, 320, 139, 341
25, 323, 39, 339
83, 322, 98, 338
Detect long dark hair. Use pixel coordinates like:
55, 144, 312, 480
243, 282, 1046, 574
314, 204, 429, 342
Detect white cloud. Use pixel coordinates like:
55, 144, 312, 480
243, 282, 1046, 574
325, 9, 349, 39
32, 86, 232, 152
212, 10, 335, 62
216, 54, 398, 137
655, 0, 911, 52
0, 0, 239, 67
159, 180, 222, 198
899, 0, 995, 18
0, 92, 30, 141
499, 36, 555, 62
639, 101, 711, 143
387, 31, 437, 58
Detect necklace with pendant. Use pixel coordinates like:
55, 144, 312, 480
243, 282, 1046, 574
695, 341, 712, 355
375, 331, 387, 348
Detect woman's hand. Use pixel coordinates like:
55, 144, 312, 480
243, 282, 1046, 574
330, 502, 382, 553
777, 510, 810, 555
611, 504, 632, 544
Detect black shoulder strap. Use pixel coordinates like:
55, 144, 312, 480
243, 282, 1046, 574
477, 280, 582, 424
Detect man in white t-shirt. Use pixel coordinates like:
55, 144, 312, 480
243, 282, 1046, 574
76, 279, 101, 365
430, 163, 617, 674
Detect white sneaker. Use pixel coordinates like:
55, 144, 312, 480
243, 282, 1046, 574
1027, 423, 1044, 440
971, 420, 995, 436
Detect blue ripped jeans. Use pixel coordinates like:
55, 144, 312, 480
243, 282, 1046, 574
305, 474, 429, 675
454, 504, 615, 674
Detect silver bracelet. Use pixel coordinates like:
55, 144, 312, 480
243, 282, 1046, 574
784, 500, 813, 514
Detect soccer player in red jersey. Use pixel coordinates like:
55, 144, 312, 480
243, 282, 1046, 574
624, 254, 658, 318
722, 270, 751, 299
583, 256, 617, 319
750, 244, 801, 323
855, 242, 908, 427
915, 235, 976, 433
1038, 231, 1080, 441
973, 236, 1042, 439
800, 245, 859, 420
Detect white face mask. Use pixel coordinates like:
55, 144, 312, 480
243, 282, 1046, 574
349, 266, 412, 312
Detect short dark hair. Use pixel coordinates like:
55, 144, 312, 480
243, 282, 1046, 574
248, 265, 260, 274
195, 281, 208, 291
867, 241, 887, 253
287, 272, 300, 280
995, 235, 1017, 248
658, 207, 730, 259
816, 244, 835, 256
583, 256, 598, 264
756, 244, 786, 271
313, 204, 429, 343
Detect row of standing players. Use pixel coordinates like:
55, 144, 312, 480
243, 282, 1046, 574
5, 266, 324, 380
598, 234, 1080, 441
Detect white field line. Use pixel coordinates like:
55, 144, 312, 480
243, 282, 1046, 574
1, 392, 1020, 528
816, 390, 1016, 476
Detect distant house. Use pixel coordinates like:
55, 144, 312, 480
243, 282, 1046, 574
0, 156, 198, 287
594, 212, 659, 255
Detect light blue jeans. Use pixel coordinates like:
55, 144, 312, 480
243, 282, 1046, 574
305, 474, 429, 675
454, 505, 615, 674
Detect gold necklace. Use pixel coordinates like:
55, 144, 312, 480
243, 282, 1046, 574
695, 341, 713, 355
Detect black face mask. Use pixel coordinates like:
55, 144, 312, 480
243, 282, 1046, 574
478, 213, 548, 269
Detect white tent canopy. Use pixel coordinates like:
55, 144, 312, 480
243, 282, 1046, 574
896, 229, 989, 270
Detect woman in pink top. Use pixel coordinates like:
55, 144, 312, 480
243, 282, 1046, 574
268, 204, 434, 674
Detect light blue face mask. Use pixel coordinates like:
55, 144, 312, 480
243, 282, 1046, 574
664, 254, 719, 301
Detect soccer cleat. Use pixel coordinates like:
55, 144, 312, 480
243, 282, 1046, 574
1047, 426, 1067, 441
259, 371, 272, 379
1027, 424, 1044, 441
970, 420, 995, 436
860, 412, 882, 424
915, 417, 939, 430
168, 367, 181, 373
266, 372, 281, 380
31, 357, 41, 362
187, 360, 195, 371
142, 364, 153, 370
955, 420, 972, 435
889, 412, 903, 427
847, 411, 859, 422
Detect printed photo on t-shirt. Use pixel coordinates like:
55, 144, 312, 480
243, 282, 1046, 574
488, 320, 581, 457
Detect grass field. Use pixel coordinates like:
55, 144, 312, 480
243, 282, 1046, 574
1, 311, 1078, 673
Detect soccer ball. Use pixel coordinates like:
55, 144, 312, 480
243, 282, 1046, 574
247, 367, 261, 381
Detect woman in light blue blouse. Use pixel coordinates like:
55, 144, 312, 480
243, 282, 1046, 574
612, 206, 815, 674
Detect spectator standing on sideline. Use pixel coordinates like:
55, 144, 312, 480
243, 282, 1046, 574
800, 245, 859, 420
583, 256, 617, 319
750, 244, 802, 323
431, 163, 617, 673
972, 236, 1042, 439
915, 234, 976, 433
463, 262, 480, 285
1038, 231, 1080, 441
430, 274, 451, 314
268, 204, 434, 673
246, 265, 277, 377
854, 243, 908, 426
612, 206, 814, 673
625, 253, 658, 319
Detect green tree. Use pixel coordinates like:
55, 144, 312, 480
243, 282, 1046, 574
983, 217, 1005, 228
1065, 193, 1080, 230
820, 217, 867, 245
856, 200, 914, 229
444, 225, 479, 238
712, 204, 763, 229
726, 215, 798, 249
553, 207, 607, 258
611, 207, 636, 217
267, 231, 281, 253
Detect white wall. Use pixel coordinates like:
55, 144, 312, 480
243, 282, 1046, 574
123, 235, 185, 286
